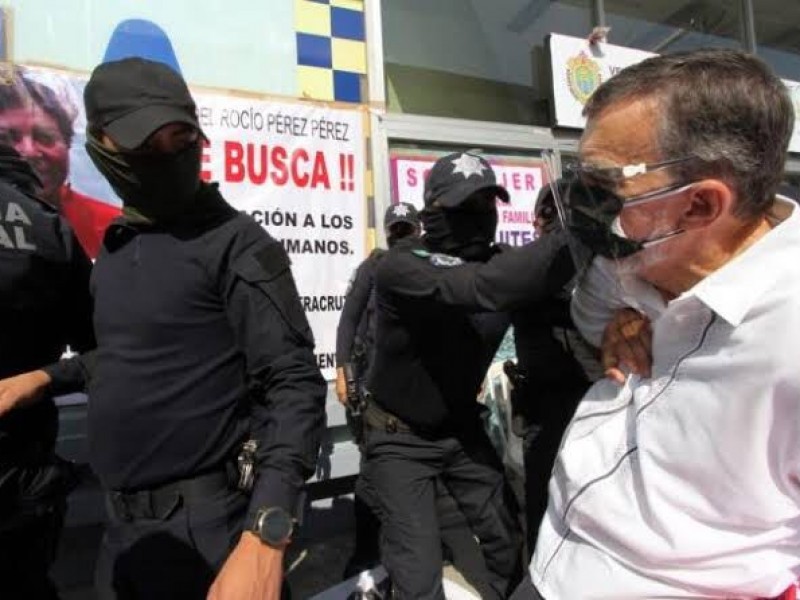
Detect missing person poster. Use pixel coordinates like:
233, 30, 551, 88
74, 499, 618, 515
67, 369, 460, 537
2, 64, 366, 379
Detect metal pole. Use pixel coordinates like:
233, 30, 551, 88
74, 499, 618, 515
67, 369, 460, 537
739, 0, 757, 54
365, 0, 389, 248
593, 0, 606, 28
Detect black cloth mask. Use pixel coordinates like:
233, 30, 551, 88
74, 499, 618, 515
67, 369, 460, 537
387, 222, 417, 248
421, 207, 498, 261
562, 179, 686, 259
565, 181, 643, 259
85, 134, 201, 223
0, 145, 43, 197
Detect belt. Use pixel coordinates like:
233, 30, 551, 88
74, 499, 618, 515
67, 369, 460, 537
109, 467, 235, 522
363, 401, 414, 434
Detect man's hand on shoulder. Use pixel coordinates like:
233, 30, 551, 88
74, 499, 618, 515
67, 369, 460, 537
0, 370, 52, 417
601, 308, 652, 384
207, 532, 284, 600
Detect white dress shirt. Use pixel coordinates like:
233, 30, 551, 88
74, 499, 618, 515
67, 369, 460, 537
531, 198, 800, 599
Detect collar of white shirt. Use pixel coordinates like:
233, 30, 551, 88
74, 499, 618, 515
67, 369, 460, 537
685, 197, 797, 327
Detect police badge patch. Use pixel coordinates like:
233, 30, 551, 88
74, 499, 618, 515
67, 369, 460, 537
429, 253, 463, 268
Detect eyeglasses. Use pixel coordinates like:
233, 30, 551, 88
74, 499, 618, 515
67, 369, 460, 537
576, 156, 695, 187
561, 155, 696, 219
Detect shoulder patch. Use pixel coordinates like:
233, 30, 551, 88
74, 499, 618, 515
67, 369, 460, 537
253, 241, 291, 280
429, 253, 464, 268
411, 248, 431, 259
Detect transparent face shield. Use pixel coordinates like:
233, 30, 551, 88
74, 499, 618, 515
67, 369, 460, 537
542, 149, 694, 278
541, 149, 595, 280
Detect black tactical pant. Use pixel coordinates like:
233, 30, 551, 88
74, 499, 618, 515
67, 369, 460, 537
352, 460, 495, 596
0, 436, 75, 600
362, 422, 523, 600
95, 473, 285, 600
0, 500, 65, 600
520, 382, 585, 559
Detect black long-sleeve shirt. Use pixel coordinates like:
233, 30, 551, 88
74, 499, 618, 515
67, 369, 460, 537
68, 185, 325, 521
386, 231, 601, 410
416, 231, 575, 313
335, 249, 384, 368
368, 239, 511, 432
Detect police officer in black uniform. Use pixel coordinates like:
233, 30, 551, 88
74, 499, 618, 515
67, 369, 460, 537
3, 58, 327, 599
398, 182, 602, 556
336, 203, 491, 593
362, 153, 522, 600
0, 146, 95, 599
503, 187, 601, 554
335, 202, 420, 577
335, 201, 420, 409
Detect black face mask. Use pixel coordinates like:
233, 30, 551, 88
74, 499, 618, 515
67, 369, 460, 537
85, 134, 202, 223
421, 206, 498, 261
562, 178, 689, 260
562, 180, 643, 259
0, 146, 43, 197
387, 222, 417, 247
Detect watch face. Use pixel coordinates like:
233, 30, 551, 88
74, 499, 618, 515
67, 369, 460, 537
259, 508, 293, 545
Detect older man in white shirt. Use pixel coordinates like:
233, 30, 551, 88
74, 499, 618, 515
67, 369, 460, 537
516, 49, 800, 600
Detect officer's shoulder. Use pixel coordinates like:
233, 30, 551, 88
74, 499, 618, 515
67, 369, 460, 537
201, 210, 286, 273
379, 241, 465, 276
397, 243, 466, 269
207, 210, 279, 255
380, 240, 424, 265
368, 247, 387, 261
0, 179, 55, 217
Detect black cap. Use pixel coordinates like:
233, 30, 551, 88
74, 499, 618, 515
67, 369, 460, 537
423, 152, 510, 208
384, 202, 420, 230
84, 57, 200, 149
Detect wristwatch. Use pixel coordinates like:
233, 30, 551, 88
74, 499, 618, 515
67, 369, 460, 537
251, 507, 294, 547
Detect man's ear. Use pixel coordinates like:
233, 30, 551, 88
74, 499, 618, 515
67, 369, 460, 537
678, 179, 732, 230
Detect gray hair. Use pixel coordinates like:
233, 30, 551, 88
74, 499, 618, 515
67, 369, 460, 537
583, 49, 794, 218
0, 65, 76, 147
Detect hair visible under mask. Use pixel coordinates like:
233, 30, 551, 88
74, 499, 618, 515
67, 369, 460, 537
85, 133, 202, 223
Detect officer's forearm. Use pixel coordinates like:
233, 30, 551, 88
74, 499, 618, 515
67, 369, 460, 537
0, 370, 52, 417
246, 348, 326, 523
431, 232, 574, 312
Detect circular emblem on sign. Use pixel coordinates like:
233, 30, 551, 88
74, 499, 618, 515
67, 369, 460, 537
566, 52, 603, 105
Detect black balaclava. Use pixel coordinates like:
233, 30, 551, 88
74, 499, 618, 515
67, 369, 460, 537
85, 133, 202, 224
421, 203, 498, 261
83, 58, 206, 224
420, 152, 508, 261
387, 221, 418, 247
0, 144, 43, 197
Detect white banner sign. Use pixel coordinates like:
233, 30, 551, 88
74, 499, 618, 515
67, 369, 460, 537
549, 33, 800, 153
548, 32, 655, 129
196, 94, 366, 378
391, 153, 545, 247
16, 66, 365, 381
